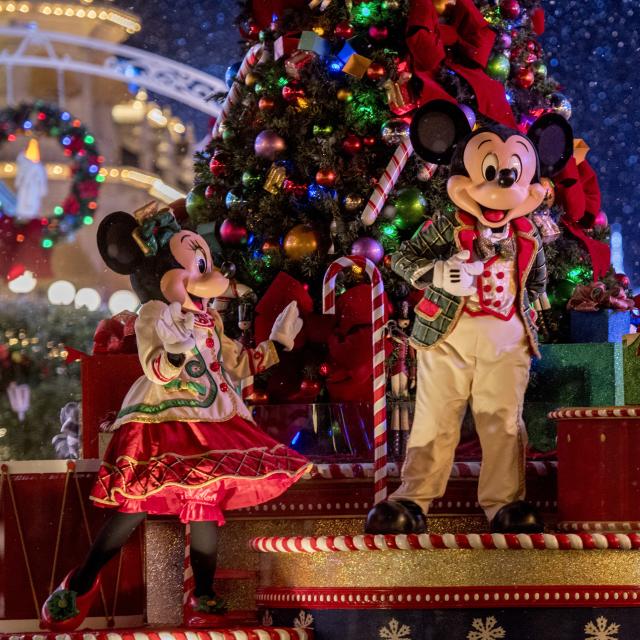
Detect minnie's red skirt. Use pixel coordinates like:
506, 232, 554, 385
90, 416, 311, 524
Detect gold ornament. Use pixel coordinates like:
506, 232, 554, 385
539, 177, 555, 208
337, 87, 353, 102
432, 0, 456, 15
283, 224, 320, 260
263, 163, 287, 195
244, 71, 260, 88
343, 193, 365, 211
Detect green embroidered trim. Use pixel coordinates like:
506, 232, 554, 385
163, 379, 207, 396
213, 324, 237, 389
117, 348, 217, 418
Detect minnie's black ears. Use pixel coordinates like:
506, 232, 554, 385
527, 113, 574, 177
409, 100, 473, 165
97, 211, 144, 275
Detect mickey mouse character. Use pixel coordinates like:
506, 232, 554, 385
366, 100, 573, 535
41, 203, 310, 631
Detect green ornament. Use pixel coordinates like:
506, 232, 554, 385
533, 61, 548, 80
221, 127, 235, 142
242, 169, 262, 189
253, 81, 267, 95
312, 124, 334, 136
185, 184, 209, 220
392, 188, 427, 230
486, 54, 511, 82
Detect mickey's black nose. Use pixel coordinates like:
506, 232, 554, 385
498, 169, 517, 188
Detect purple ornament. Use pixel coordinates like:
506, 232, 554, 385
351, 237, 384, 265
459, 104, 476, 129
254, 129, 287, 160
497, 33, 512, 50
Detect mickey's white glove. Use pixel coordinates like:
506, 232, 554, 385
308, 0, 332, 10
432, 250, 484, 297
269, 301, 303, 351
155, 302, 196, 354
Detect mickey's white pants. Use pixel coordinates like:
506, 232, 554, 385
390, 312, 531, 522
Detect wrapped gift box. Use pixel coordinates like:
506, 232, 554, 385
82, 353, 143, 458
525, 342, 624, 451
623, 333, 640, 405
569, 309, 630, 343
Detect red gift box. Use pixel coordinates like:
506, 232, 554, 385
82, 354, 142, 458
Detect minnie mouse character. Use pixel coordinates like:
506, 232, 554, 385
41, 203, 310, 630
366, 101, 573, 535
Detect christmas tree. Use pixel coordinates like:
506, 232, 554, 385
187, 0, 619, 399
0, 297, 101, 460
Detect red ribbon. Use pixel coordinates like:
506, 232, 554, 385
406, 0, 516, 127
567, 282, 634, 312
92, 311, 138, 354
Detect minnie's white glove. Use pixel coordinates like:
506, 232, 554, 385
155, 302, 196, 354
432, 250, 484, 297
269, 301, 303, 351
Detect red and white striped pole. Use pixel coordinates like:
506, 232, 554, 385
211, 43, 264, 139
183, 524, 194, 610
323, 256, 388, 504
361, 139, 414, 226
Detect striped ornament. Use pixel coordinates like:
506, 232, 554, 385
323, 256, 388, 504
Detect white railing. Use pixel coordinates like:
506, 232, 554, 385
0, 26, 225, 115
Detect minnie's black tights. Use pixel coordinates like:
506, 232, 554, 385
68, 512, 219, 598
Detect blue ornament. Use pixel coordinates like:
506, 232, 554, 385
225, 62, 241, 89
308, 183, 337, 203
225, 189, 245, 211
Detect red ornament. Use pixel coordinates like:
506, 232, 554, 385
500, 0, 521, 20
334, 21, 355, 39
219, 218, 248, 245
299, 379, 321, 397
342, 134, 362, 155
509, 45, 523, 61
514, 67, 535, 89
615, 273, 631, 289
363, 135, 377, 147
258, 96, 276, 111
368, 25, 389, 41
315, 168, 337, 187
383, 254, 392, 269
594, 210, 608, 227
262, 238, 280, 253
239, 19, 260, 40
282, 83, 305, 103
366, 62, 387, 81
283, 179, 308, 198
205, 185, 219, 199
318, 362, 330, 377
209, 155, 227, 177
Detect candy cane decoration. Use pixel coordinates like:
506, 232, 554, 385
183, 524, 194, 609
323, 256, 388, 503
211, 43, 264, 139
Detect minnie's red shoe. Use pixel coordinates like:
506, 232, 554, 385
184, 591, 229, 628
40, 569, 101, 632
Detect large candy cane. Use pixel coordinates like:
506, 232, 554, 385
323, 256, 388, 503
183, 523, 193, 609
360, 140, 437, 226
211, 43, 264, 139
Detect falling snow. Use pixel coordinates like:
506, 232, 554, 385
114, 1, 640, 287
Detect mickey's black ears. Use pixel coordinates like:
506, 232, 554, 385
527, 113, 574, 177
409, 100, 473, 165
97, 211, 144, 275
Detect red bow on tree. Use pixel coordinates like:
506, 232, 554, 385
406, 0, 516, 127
555, 156, 611, 280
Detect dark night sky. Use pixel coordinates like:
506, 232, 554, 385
115, 0, 640, 287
